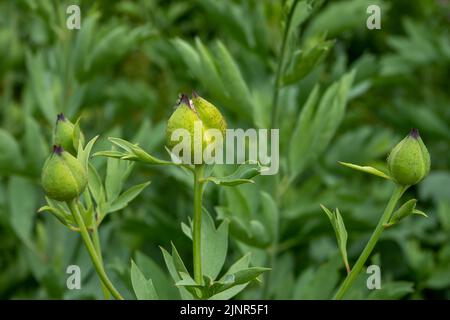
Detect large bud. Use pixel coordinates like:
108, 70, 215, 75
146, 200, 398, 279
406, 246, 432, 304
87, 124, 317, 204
387, 128, 430, 186
166, 93, 226, 164
41, 145, 88, 202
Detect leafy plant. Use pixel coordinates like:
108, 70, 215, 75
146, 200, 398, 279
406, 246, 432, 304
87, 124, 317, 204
0, 0, 449, 301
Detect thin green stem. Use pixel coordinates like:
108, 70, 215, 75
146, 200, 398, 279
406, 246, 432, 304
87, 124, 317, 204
193, 165, 205, 285
68, 199, 124, 300
333, 184, 408, 300
270, 0, 299, 129
92, 221, 110, 300
263, 0, 300, 299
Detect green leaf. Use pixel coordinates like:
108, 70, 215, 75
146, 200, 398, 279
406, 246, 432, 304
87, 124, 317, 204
289, 70, 355, 179
293, 257, 341, 299
26, 51, 56, 123
172, 38, 202, 77
320, 205, 349, 273
105, 152, 134, 203
215, 40, 254, 119
103, 137, 177, 166
37, 205, 69, 227
175, 272, 200, 287
195, 38, 228, 105
108, 181, 150, 213
0, 129, 24, 173
367, 281, 414, 300
201, 209, 229, 280
339, 161, 392, 180
135, 251, 180, 299
92, 150, 126, 159
260, 191, 279, 244
160, 244, 195, 299
130, 260, 158, 300
24, 116, 46, 173
283, 39, 334, 85
208, 284, 249, 300
86, 25, 152, 73
285, 0, 313, 44
304, 0, 384, 38
204, 163, 262, 186
208, 253, 269, 299
220, 253, 251, 281
77, 135, 99, 171
385, 199, 428, 227
224, 267, 270, 287
8, 176, 37, 246
72, 118, 85, 152
87, 163, 104, 205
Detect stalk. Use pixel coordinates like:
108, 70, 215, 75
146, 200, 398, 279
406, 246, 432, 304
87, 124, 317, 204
68, 199, 124, 300
263, 0, 300, 299
333, 185, 408, 300
91, 221, 111, 300
270, 0, 300, 129
193, 165, 205, 285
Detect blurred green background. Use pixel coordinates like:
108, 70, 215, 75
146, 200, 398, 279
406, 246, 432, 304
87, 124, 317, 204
0, 0, 449, 299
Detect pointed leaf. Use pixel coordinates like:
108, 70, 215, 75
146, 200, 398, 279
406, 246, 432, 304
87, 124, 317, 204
108, 181, 150, 213
339, 161, 392, 180
131, 260, 158, 300
320, 205, 349, 272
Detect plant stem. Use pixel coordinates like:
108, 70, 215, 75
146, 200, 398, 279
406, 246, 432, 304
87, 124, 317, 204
263, 0, 300, 299
270, 0, 299, 129
68, 199, 124, 300
92, 221, 111, 300
333, 184, 408, 300
193, 165, 205, 285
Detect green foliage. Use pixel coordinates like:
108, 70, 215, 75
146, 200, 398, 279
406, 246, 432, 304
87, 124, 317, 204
0, 0, 449, 300
131, 260, 158, 300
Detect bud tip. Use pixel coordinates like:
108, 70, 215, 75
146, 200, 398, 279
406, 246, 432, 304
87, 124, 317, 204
409, 128, 420, 139
53, 145, 64, 155
57, 113, 66, 122
178, 93, 194, 110
178, 93, 189, 105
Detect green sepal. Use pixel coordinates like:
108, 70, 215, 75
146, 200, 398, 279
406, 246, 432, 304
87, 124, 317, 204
320, 204, 350, 273
339, 161, 392, 180
384, 199, 428, 227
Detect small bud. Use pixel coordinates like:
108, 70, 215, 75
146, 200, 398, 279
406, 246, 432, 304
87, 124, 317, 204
166, 93, 227, 163
54, 113, 83, 155
41, 145, 88, 202
387, 128, 431, 186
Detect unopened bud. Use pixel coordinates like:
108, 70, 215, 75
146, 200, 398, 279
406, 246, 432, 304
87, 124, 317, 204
387, 128, 430, 186
166, 93, 226, 163
41, 145, 87, 201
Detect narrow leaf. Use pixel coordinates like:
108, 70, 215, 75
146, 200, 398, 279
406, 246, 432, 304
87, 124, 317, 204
339, 161, 392, 180
131, 260, 158, 300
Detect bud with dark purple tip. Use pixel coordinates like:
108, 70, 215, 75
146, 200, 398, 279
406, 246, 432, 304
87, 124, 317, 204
41, 145, 87, 201
54, 113, 83, 155
166, 92, 226, 164
387, 128, 431, 186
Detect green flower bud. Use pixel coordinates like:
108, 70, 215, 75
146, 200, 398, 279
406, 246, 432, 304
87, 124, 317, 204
41, 145, 88, 202
191, 91, 227, 136
166, 93, 227, 163
54, 113, 83, 155
387, 128, 430, 186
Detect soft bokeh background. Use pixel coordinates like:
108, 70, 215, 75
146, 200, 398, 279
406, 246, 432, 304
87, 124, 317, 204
0, 0, 449, 299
